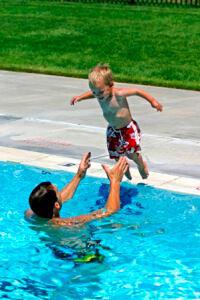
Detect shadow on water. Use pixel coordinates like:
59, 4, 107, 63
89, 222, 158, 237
96, 182, 139, 208
0, 278, 53, 298
96, 182, 146, 216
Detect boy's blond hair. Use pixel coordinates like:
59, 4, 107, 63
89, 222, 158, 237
89, 63, 113, 87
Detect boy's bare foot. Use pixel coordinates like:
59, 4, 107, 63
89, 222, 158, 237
138, 161, 149, 179
125, 167, 132, 180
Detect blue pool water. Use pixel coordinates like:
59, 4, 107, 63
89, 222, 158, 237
0, 161, 200, 300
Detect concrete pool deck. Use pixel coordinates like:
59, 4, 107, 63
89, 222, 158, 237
0, 70, 199, 195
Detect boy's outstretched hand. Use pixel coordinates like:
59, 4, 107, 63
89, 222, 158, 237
77, 152, 91, 179
70, 96, 80, 106
151, 100, 163, 112
102, 157, 129, 183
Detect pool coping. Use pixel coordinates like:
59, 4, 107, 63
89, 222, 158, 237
0, 146, 200, 196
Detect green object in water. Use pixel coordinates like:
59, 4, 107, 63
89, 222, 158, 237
74, 253, 104, 263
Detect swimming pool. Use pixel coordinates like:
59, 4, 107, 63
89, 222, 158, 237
1, 161, 200, 299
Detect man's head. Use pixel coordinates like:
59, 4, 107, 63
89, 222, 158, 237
89, 64, 113, 99
29, 182, 61, 219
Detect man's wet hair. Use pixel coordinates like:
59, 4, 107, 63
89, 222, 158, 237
29, 181, 58, 219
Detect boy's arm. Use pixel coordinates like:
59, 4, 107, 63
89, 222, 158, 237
52, 157, 128, 226
70, 90, 95, 105
59, 152, 91, 203
118, 88, 163, 112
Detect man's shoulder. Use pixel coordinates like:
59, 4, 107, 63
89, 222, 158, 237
51, 217, 76, 227
24, 208, 46, 225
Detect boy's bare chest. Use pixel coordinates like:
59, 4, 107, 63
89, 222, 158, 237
98, 95, 127, 112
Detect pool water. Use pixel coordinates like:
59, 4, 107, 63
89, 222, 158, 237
0, 161, 200, 299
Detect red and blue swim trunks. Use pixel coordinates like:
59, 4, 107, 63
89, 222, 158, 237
106, 119, 141, 159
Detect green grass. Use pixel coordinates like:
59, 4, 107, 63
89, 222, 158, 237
0, 1, 199, 90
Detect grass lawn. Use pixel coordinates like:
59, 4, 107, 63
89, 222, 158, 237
0, 1, 199, 90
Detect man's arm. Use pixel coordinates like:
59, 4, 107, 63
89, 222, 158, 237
118, 87, 163, 112
52, 157, 129, 226
24, 153, 91, 219
70, 91, 95, 105
59, 152, 91, 203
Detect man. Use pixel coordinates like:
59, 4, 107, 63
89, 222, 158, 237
26, 152, 129, 227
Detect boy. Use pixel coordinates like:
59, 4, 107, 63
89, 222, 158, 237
70, 64, 163, 180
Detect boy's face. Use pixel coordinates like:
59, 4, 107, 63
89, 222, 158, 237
89, 78, 112, 100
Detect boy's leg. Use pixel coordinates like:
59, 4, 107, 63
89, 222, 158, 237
125, 167, 132, 180
127, 152, 149, 179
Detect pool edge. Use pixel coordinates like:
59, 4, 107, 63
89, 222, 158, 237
0, 146, 199, 196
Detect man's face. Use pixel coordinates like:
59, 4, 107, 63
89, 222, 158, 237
89, 78, 112, 100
